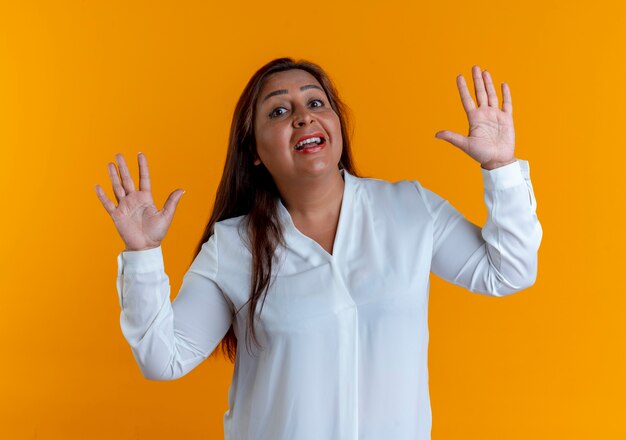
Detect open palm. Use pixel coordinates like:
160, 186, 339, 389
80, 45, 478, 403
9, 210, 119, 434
435, 65, 516, 170
95, 153, 185, 252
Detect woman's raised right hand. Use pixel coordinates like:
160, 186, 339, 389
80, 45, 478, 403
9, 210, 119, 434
95, 152, 185, 252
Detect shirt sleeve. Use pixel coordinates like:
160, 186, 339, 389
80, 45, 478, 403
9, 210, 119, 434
115, 233, 233, 380
415, 159, 543, 297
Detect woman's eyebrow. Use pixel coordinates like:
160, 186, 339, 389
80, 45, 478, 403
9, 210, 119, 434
261, 84, 323, 103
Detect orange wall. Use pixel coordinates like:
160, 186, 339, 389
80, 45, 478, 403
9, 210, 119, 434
1, 0, 624, 438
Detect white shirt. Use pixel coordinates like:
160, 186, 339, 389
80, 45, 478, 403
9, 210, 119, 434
116, 159, 542, 440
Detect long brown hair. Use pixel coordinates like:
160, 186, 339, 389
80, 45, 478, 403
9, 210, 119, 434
191, 57, 359, 363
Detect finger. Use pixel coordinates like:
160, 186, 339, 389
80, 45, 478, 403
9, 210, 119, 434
456, 75, 476, 113
502, 82, 513, 114
162, 189, 186, 219
115, 153, 136, 193
482, 70, 499, 108
138, 152, 152, 192
434, 130, 469, 154
472, 65, 488, 107
108, 162, 126, 203
94, 184, 117, 215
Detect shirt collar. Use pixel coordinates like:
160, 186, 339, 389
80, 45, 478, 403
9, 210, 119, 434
277, 169, 353, 260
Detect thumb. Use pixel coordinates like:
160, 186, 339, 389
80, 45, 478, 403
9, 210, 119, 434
162, 189, 186, 219
435, 130, 469, 154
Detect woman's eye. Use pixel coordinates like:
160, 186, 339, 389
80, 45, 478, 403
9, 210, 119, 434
269, 107, 287, 118
268, 99, 324, 119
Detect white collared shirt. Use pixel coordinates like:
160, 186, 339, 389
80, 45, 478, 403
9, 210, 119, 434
116, 159, 542, 440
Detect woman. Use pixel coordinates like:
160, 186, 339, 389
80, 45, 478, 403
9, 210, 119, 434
95, 58, 542, 439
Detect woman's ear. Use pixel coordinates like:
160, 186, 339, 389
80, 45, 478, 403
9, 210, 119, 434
253, 157, 262, 166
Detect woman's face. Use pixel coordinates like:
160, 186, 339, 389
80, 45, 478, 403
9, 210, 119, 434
253, 69, 343, 185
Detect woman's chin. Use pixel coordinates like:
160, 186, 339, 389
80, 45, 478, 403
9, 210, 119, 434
294, 148, 342, 176
295, 158, 338, 177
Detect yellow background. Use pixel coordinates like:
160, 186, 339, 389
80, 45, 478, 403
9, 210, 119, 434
1, 0, 624, 438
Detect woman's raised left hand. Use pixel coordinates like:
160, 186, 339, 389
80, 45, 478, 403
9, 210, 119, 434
434, 65, 516, 170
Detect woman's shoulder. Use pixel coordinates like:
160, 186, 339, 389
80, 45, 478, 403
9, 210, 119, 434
215, 214, 247, 230
214, 214, 248, 244
351, 173, 426, 203
349, 173, 444, 223
209, 215, 254, 269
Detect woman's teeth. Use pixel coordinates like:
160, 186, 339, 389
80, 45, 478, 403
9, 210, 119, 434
295, 137, 324, 150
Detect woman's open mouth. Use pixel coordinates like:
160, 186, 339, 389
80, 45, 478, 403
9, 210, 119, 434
294, 136, 326, 153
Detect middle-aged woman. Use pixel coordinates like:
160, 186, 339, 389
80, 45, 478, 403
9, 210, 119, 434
95, 57, 543, 439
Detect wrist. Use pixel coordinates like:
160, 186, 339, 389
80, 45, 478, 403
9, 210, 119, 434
481, 158, 517, 171
124, 244, 161, 252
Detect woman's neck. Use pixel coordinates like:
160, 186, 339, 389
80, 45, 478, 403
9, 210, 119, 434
278, 170, 345, 225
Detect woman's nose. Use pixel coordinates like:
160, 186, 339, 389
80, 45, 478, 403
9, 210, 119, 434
292, 106, 315, 127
